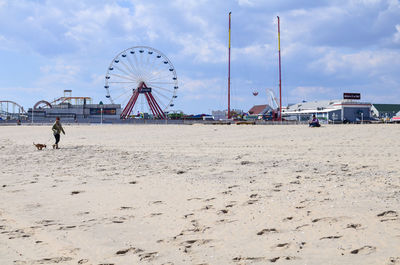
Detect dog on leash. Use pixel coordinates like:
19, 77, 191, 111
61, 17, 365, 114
33, 142, 47, 150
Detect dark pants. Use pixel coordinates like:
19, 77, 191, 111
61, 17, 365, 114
309, 122, 321, 127
54, 134, 60, 144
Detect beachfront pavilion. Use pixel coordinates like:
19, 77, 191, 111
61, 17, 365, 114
371, 104, 400, 119
282, 100, 372, 123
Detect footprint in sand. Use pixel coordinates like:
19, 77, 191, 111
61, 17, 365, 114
350, 245, 376, 255
257, 228, 278, 235
180, 239, 212, 253
201, 205, 214, 210
120, 206, 133, 210
187, 197, 202, 201
71, 191, 84, 195
33, 257, 73, 263
225, 202, 236, 208
320, 235, 342, 240
268, 256, 299, 263
58, 225, 76, 230
387, 257, 400, 264
150, 213, 163, 217
218, 209, 229, 215
243, 199, 258, 205
115, 247, 143, 256
274, 243, 290, 249
377, 210, 398, 222
138, 252, 158, 261
183, 213, 194, 218
232, 256, 265, 262
346, 223, 362, 229
376, 210, 397, 217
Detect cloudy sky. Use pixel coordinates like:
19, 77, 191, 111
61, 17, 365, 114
0, 0, 399, 114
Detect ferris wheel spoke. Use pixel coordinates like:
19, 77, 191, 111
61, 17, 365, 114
145, 52, 150, 68
152, 89, 172, 102
113, 65, 137, 80
148, 54, 158, 74
119, 60, 140, 78
110, 82, 136, 94
126, 55, 141, 79
110, 88, 133, 101
152, 93, 168, 110
146, 69, 168, 81
148, 81, 175, 85
150, 85, 174, 94
109, 73, 137, 82
140, 59, 161, 81
146, 73, 173, 82
109, 81, 137, 84
132, 53, 143, 79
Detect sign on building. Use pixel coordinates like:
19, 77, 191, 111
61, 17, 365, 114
343, 93, 361, 100
90, 108, 117, 115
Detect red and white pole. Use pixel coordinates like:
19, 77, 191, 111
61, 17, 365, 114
228, 12, 231, 119
277, 16, 282, 121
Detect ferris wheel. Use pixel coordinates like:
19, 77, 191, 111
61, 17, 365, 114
104, 46, 178, 119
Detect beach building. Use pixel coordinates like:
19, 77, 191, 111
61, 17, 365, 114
26, 90, 122, 122
247, 104, 276, 120
211, 110, 226, 120
28, 102, 121, 121
282, 99, 372, 123
371, 104, 400, 119
211, 109, 244, 120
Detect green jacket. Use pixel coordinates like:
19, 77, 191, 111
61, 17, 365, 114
52, 121, 65, 135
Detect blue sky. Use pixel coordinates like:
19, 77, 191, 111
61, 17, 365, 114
0, 0, 399, 114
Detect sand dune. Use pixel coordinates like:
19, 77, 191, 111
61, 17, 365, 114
0, 124, 399, 265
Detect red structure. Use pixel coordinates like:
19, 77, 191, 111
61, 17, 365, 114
120, 82, 166, 119
228, 12, 232, 119
277, 16, 282, 121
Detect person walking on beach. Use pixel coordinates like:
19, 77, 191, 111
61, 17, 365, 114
52, 117, 65, 149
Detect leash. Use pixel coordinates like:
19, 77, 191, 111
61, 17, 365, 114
45, 135, 54, 144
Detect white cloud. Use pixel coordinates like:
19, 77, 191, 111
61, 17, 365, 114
394, 24, 400, 43
237, 0, 256, 7
310, 49, 400, 76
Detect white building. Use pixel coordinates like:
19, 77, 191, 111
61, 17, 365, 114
283, 99, 372, 123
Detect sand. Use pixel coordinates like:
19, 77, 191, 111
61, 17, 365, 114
0, 124, 399, 265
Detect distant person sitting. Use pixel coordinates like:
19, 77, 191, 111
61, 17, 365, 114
309, 115, 321, 127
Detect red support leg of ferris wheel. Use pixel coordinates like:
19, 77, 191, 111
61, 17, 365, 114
148, 92, 166, 119
120, 82, 166, 119
120, 89, 139, 119
144, 92, 158, 118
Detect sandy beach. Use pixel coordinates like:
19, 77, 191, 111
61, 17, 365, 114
0, 124, 399, 265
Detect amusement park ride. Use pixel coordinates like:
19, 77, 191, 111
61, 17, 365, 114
0, 100, 26, 120
104, 46, 178, 119
33, 90, 93, 109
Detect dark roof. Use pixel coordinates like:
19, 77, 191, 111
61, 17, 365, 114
249, 104, 269, 115
373, 104, 400, 113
